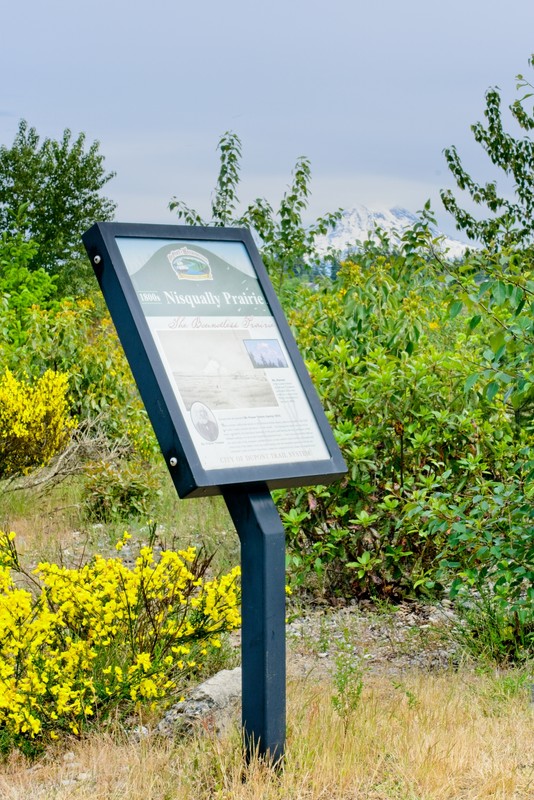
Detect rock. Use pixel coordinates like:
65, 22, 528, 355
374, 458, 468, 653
129, 724, 150, 741
157, 667, 241, 738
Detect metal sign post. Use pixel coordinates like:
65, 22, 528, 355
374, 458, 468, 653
82, 223, 346, 762
224, 486, 286, 761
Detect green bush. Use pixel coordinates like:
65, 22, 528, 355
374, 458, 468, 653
278, 243, 532, 619
83, 459, 161, 522
405, 446, 534, 661
434, 243, 534, 421
0, 226, 57, 317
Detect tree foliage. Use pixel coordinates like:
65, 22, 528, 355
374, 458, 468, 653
0, 120, 116, 293
436, 244, 534, 423
0, 209, 57, 318
441, 54, 534, 247
436, 56, 534, 419
169, 131, 341, 289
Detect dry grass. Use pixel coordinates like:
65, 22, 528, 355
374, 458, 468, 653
0, 475, 239, 574
1, 481, 532, 798
1, 671, 532, 800
0, 479, 82, 559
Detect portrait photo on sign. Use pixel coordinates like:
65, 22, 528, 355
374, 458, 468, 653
190, 402, 219, 441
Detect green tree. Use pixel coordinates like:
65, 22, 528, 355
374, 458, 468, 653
169, 131, 341, 290
0, 207, 57, 318
441, 54, 534, 248
0, 120, 116, 294
436, 56, 534, 417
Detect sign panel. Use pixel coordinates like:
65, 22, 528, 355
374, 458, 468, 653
83, 224, 346, 497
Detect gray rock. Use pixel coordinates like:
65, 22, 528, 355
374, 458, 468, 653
157, 667, 242, 738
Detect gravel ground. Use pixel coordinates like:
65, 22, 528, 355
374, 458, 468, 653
160, 600, 461, 739
228, 599, 461, 682
283, 599, 460, 680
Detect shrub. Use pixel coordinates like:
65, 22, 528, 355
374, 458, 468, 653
405, 446, 534, 662
0, 297, 157, 460
0, 368, 75, 479
83, 459, 161, 521
0, 531, 240, 756
435, 243, 534, 420
0, 226, 57, 317
278, 246, 532, 604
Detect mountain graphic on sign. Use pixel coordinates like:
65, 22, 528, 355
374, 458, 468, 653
131, 242, 268, 317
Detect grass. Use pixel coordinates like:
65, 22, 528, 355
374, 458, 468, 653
1, 469, 533, 798
1, 671, 532, 799
0, 467, 240, 574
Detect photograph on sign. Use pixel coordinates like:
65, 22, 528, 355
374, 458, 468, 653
115, 237, 331, 472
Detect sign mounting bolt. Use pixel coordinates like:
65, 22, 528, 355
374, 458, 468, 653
169, 457, 178, 467
93, 255, 102, 265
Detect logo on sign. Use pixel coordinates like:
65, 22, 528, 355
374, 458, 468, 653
167, 247, 212, 281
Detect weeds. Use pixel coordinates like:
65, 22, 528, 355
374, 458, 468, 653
452, 587, 534, 665
331, 629, 366, 733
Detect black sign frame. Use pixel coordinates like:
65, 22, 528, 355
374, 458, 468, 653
83, 222, 346, 499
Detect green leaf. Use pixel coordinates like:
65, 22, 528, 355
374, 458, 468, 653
489, 330, 506, 354
464, 373, 480, 393
448, 300, 463, 319
485, 381, 500, 402
492, 281, 507, 305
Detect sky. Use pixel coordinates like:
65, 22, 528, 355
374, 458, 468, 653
1, 0, 533, 240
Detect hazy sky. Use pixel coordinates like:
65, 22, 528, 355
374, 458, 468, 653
2, 0, 533, 238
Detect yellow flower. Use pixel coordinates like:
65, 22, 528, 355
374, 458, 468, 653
0, 532, 241, 749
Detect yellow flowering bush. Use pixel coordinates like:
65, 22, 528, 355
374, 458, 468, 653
0, 531, 240, 755
1, 299, 157, 460
0, 369, 75, 478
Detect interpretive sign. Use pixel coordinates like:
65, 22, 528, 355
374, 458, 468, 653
82, 223, 346, 498
83, 222, 347, 761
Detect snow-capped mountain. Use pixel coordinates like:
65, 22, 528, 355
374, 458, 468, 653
314, 205, 468, 260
